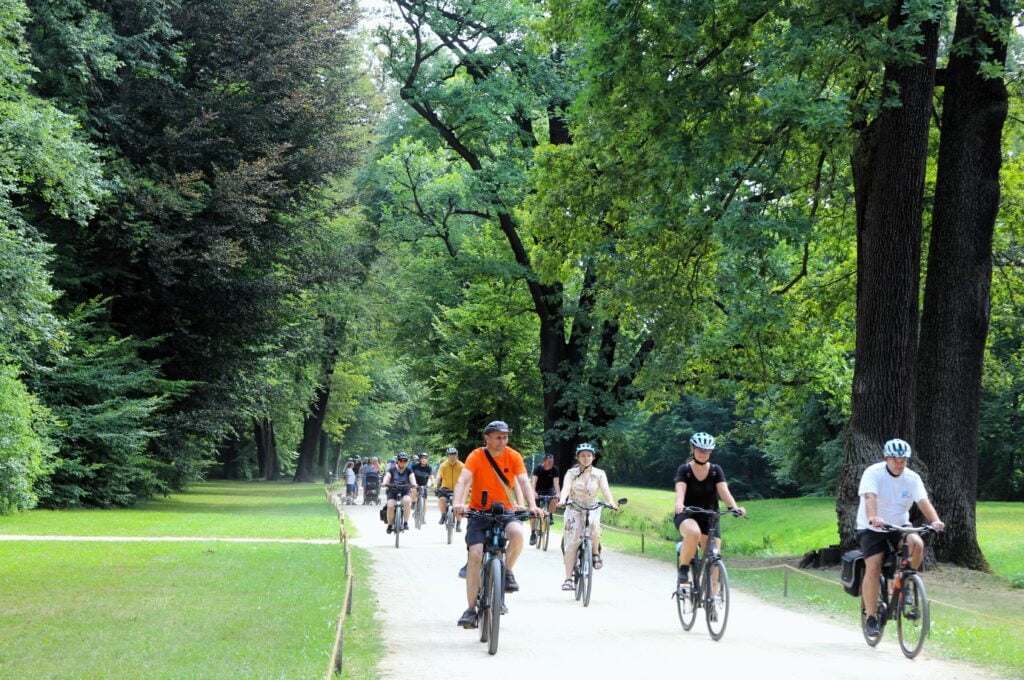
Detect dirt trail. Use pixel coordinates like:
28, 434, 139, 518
346, 501, 999, 680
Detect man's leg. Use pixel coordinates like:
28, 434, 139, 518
505, 521, 525, 570
862, 552, 883, 617
907, 534, 925, 569
466, 543, 484, 608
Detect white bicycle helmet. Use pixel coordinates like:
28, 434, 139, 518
445, 447, 458, 455
575, 442, 597, 454
883, 439, 912, 458
689, 432, 716, 450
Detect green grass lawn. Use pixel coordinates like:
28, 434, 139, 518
0, 482, 380, 680
0, 482, 337, 539
603, 484, 1024, 677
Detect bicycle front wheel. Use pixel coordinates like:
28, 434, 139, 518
705, 560, 730, 640
581, 540, 594, 607
541, 515, 550, 551
394, 508, 402, 548
487, 557, 503, 654
897, 573, 929, 659
446, 510, 454, 544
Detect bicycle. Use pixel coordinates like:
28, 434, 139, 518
437, 487, 456, 544
861, 524, 937, 658
534, 494, 557, 551
385, 483, 411, 548
672, 506, 743, 641
563, 498, 626, 607
462, 501, 532, 655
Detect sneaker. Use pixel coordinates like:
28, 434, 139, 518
457, 607, 478, 629
677, 565, 690, 584
403, 522, 409, 531
529, 530, 538, 546
386, 525, 393, 534
458, 564, 467, 579
504, 570, 520, 593
865, 616, 881, 637
439, 516, 446, 525
500, 602, 508, 615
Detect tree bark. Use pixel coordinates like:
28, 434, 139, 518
294, 383, 331, 482
254, 416, 280, 481
836, 9, 939, 548
915, 0, 1009, 570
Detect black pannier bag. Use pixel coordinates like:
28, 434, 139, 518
840, 549, 865, 597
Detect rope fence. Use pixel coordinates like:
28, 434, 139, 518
601, 523, 1024, 629
325, 488, 355, 679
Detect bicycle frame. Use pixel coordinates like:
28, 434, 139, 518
673, 506, 740, 641
565, 499, 622, 607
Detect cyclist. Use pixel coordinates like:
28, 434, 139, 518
557, 443, 618, 590
529, 453, 561, 546
857, 438, 944, 637
382, 452, 417, 534
436, 447, 464, 531
452, 420, 541, 628
673, 432, 746, 585
410, 452, 434, 521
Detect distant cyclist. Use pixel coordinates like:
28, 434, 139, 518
857, 438, 944, 637
673, 432, 746, 585
410, 452, 434, 521
529, 453, 561, 546
436, 447, 464, 531
383, 452, 417, 533
557, 443, 618, 590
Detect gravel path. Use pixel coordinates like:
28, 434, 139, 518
346, 502, 999, 680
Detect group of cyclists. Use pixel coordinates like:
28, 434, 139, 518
356, 419, 945, 645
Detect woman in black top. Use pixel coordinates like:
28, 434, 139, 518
672, 432, 746, 584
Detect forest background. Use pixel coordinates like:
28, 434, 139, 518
1, 0, 1021, 570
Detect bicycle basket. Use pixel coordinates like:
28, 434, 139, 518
840, 549, 865, 597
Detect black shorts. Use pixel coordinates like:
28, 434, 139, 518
465, 511, 520, 547
857, 528, 903, 559
673, 512, 717, 538
437, 488, 453, 499
387, 489, 411, 502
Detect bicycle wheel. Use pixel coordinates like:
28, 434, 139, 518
897, 573, 929, 659
478, 561, 491, 643
861, 575, 887, 646
446, 509, 454, 544
582, 541, 594, 607
541, 514, 550, 552
394, 507, 402, 548
487, 557, 503, 655
705, 560, 730, 640
573, 546, 585, 601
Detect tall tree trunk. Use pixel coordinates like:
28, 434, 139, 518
317, 431, 329, 477
836, 9, 940, 548
254, 416, 279, 481
295, 383, 331, 482
915, 0, 1009, 570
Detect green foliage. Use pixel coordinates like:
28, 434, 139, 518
0, 362, 53, 514
27, 300, 186, 508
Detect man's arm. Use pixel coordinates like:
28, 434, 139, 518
517, 471, 540, 514
915, 498, 945, 530
530, 474, 539, 492
863, 492, 882, 528
452, 468, 474, 515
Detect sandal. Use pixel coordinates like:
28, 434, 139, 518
561, 579, 574, 591
593, 554, 603, 570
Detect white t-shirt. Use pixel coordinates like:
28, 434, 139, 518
856, 461, 928, 530
344, 468, 356, 484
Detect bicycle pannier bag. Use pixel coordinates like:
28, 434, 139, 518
379, 506, 387, 523
840, 549, 865, 597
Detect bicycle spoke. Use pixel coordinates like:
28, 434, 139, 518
897, 574, 929, 658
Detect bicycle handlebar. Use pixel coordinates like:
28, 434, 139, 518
878, 523, 939, 536
564, 499, 621, 511
680, 506, 745, 518
463, 508, 533, 524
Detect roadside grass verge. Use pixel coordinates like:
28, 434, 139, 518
0, 481, 336, 539
341, 546, 381, 679
601, 485, 1024, 677
0, 540, 345, 679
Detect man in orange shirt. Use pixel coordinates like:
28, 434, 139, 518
453, 420, 541, 628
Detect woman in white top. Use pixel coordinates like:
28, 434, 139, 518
557, 443, 619, 590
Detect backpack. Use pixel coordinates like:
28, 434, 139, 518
840, 549, 865, 597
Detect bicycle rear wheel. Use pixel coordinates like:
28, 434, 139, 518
861, 575, 887, 646
705, 560, 730, 640
486, 558, 503, 654
897, 573, 929, 659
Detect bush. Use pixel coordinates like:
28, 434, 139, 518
0, 362, 53, 513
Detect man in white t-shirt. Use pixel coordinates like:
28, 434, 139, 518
856, 438, 945, 637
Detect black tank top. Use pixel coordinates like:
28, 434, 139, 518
674, 463, 726, 510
